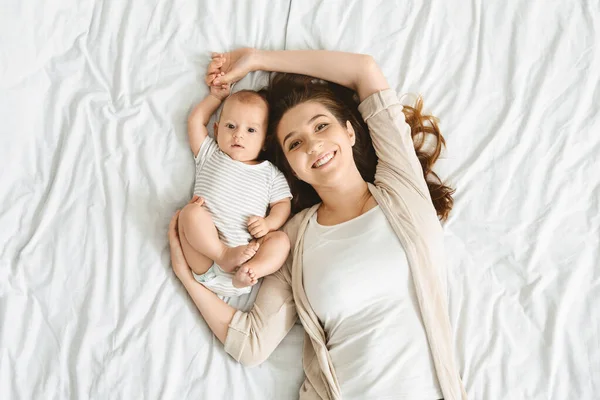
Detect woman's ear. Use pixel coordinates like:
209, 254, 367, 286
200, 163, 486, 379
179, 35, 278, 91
346, 121, 356, 146
213, 122, 219, 140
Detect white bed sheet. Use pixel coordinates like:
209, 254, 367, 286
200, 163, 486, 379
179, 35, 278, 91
1, 0, 599, 399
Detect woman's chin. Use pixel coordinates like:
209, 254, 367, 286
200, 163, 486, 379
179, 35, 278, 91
305, 165, 345, 188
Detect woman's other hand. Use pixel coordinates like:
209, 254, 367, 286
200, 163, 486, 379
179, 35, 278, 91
205, 48, 257, 86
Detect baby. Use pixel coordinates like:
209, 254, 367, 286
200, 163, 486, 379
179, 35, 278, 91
177, 77, 292, 297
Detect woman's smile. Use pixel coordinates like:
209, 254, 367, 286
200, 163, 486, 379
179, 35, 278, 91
312, 150, 337, 168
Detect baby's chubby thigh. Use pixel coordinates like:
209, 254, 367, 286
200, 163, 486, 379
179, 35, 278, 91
256, 230, 291, 262
178, 201, 216, 275
258, 230, 289, 249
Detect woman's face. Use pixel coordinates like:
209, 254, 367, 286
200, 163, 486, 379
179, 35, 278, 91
277, 101, 356, 188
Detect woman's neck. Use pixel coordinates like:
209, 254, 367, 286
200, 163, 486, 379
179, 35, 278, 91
314, 172, 374, 225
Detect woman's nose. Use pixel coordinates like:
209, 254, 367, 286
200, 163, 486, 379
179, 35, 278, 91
307, 139, 323, 154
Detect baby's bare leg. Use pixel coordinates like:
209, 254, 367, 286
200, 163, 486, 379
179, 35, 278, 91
178, 203, 259, 273
233, 231, 291, 288
178, 214, 213, 276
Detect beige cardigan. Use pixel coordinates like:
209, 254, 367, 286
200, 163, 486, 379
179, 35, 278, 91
223, 89, 468, 400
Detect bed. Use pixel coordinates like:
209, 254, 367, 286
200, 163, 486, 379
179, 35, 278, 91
1, 0, 598, 398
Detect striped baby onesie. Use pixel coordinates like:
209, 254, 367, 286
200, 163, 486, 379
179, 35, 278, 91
192, 136, 292, 297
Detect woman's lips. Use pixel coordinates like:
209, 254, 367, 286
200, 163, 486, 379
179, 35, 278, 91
312, 151, 336, 168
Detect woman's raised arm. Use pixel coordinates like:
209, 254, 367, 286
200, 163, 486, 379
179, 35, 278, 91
211, 48, 389, 102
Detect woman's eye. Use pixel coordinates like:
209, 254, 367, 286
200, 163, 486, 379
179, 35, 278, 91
289, 141, 300, 150
248, 128, 256, 133
316, 123, 328, 131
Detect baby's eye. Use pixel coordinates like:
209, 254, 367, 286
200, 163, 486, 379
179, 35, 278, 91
289, 141, 300, 150
248, 128, 256, 133
226, 123, 235, 129
316, 123, 328, 131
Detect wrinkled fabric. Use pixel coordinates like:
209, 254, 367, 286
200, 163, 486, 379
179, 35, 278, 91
1, 1, 598, 399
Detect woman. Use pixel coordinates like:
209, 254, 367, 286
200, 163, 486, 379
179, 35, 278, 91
169, 48, 467, 400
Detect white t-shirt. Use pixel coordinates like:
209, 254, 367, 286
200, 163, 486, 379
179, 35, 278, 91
302, 205, 443, 400
193, 137, 291, 247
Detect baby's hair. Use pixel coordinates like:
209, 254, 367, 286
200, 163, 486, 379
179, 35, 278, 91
228, 89, 267, 104
218, 89, 269, 122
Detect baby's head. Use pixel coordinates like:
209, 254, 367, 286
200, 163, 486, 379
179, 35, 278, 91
214, 90, 269, 164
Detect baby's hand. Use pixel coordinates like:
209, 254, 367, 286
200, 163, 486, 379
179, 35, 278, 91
247, 216, 269, 238
209, 72, 230, 101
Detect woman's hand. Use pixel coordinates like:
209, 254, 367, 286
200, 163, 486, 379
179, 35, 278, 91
168, 196, 205, 282
205, 48, 257, 86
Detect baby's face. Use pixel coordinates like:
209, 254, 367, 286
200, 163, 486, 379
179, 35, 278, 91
215, 98, 268, 164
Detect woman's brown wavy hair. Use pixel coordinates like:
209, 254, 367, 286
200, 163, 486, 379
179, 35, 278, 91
263, 73, 454, 221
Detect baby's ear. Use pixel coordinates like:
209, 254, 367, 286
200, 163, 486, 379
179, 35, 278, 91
213, 122, 219, 139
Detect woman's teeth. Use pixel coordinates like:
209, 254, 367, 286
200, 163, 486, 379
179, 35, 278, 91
313, 152, 334, 168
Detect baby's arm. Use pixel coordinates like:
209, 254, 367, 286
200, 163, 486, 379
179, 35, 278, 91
266, 199, 291, 231
188, 77, 230, 155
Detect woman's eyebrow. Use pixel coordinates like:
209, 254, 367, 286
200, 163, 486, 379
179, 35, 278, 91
283, 114, 327, 144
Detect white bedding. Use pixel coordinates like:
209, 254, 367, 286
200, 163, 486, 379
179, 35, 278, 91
1, 0, 598, 399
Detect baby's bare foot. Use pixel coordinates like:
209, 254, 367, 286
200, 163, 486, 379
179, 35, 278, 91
217, 242, 260, 271
232, 266, 258, 288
